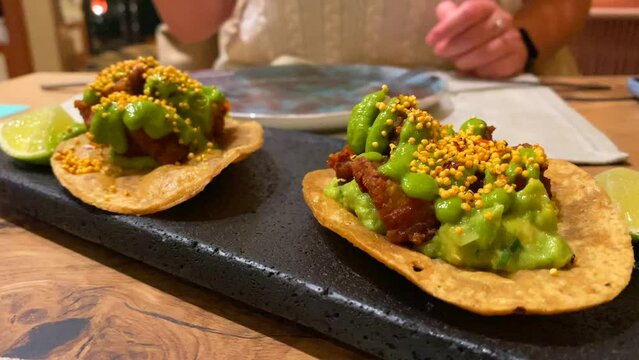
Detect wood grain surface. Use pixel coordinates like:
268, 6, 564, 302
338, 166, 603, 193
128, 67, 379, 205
546, 75, 639, 174
0, 210, 364, 359
0, 73, 637, 359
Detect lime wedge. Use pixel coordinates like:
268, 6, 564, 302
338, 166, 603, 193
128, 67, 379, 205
595, 168, 639, 241
0, 105, 86, 165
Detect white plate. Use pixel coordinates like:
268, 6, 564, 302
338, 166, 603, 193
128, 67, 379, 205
191, 64, 446, 131
62, 64, 447, 131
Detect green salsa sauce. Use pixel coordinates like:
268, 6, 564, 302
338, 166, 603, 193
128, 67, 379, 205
83, 58, 227, 169
329, 88, 574, 272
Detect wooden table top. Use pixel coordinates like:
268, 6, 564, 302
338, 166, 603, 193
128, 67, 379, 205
0, 73, 637, 359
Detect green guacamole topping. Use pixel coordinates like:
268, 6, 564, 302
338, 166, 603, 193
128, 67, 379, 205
83, 89, 100, 105
420, 179, 573, 271
111, 154, 158, 169
90, 97, 210, 156
324, 178, 385, 234
327, 88, 574, 272
84, 58, 227, 168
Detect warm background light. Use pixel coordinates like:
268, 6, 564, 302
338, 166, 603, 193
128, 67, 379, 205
90, 0, 108, 16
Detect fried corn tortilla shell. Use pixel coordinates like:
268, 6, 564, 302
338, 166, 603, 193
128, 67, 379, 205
303, 159, 634, 315
52, 118, 263, 215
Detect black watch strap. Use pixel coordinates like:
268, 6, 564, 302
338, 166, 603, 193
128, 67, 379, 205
518, 28, 538, 73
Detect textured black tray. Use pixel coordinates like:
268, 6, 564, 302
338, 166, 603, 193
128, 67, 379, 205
1, 128, 638, 360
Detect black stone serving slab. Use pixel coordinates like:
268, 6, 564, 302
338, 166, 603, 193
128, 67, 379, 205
1, 127, 638, 360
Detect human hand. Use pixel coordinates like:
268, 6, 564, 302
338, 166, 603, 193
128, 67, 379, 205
426, 0, 528, 79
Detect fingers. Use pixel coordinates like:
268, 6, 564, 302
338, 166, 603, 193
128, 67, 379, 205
426, 0, 494, 46
435, 0, 458, 21
473, 51, 526, 79
453, 28, 521, 72
426, 0, 527, 79
435, 12, 514, 59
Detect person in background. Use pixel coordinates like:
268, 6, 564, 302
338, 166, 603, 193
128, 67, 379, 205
152, 0, 591, 78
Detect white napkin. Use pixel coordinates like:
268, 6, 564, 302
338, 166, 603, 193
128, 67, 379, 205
61, 94, 84, 124
436, 73, 628, 165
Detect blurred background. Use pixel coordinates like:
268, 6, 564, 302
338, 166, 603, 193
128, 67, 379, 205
0, 0, 637, 80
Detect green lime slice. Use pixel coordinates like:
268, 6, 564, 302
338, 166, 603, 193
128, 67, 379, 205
595, 167, 639, 241
0, 105, 86, 165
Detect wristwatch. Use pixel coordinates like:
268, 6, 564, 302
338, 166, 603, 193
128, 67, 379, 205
518, 28, 538, 73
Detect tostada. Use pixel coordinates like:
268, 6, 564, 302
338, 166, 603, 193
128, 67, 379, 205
303, 85, 633, 315
52, 57, 263, 215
